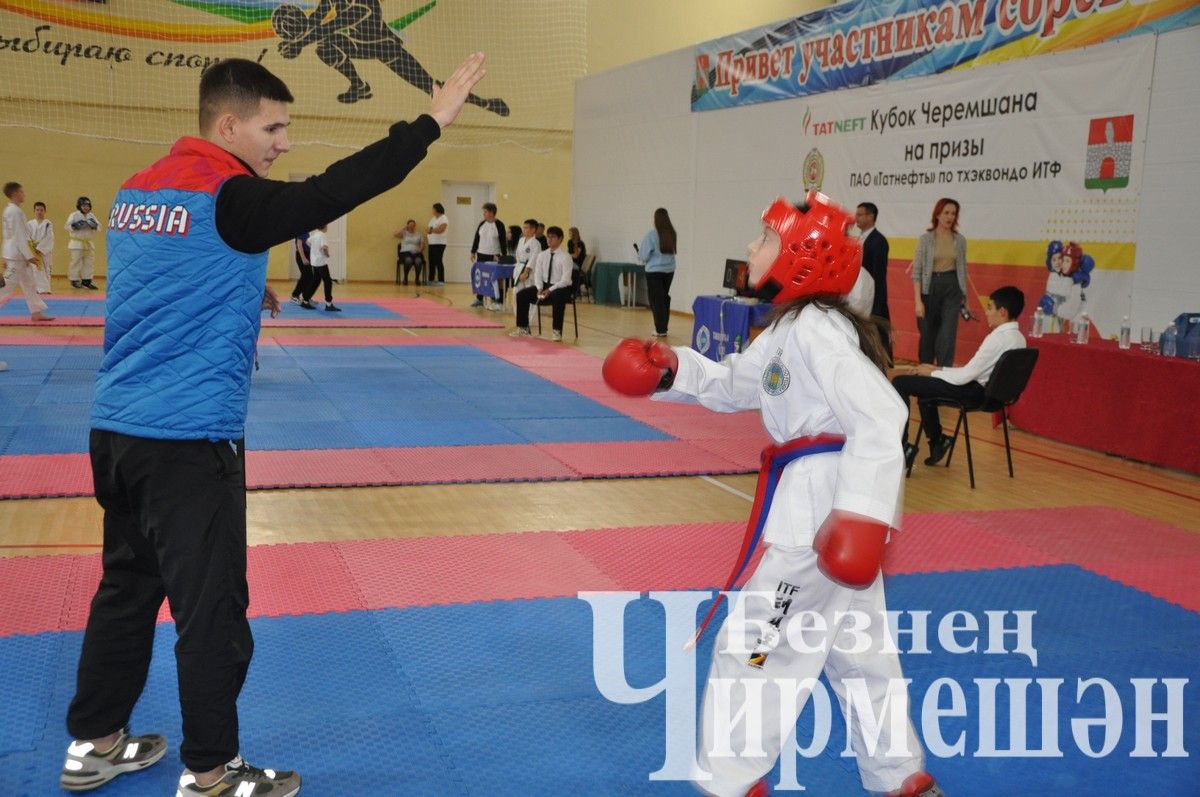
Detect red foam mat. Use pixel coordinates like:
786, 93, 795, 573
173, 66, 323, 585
0, 454, 94, 498
561, 522, 758, 592
338, 533, 623, 608
2, 507, 1197, 639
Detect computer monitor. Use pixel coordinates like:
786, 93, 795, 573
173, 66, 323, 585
722, 258, 752, 296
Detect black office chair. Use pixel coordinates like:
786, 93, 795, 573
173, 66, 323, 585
578, 254, 597, 302
536, 274, 580, 339
913, 348, 1040, 489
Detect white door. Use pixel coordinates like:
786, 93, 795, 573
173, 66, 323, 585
441, 181, 494, 283
287, 173, 348, 281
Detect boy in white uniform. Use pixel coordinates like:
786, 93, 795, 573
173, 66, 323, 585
603, 193, 942, 797
511, 218, 542, 293
2, 182, 54, 321
65, 196, 100, 290
27, 200, 54, 294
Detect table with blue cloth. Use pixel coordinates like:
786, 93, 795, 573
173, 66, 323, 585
691, 295, 773, 362
471, 261, 515, 302
590, 262, 646, 306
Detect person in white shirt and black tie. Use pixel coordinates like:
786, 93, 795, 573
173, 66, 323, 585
511, 225, 571, 340
891, 286, 1025, 468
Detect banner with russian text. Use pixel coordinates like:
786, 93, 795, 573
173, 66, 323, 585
691, 0, 1198, 111
784, 35, 1151, 350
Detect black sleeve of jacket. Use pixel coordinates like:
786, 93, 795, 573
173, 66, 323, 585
215, 114, 441, 254
496, 220, 508, 256
470, 222, 482, 255
863, 232, 890, 317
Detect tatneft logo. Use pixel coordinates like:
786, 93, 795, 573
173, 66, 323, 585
803, 107, 867, 137
579, 591, 1190, 790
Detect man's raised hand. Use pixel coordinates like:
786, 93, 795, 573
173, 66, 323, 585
429, 53, 487, 129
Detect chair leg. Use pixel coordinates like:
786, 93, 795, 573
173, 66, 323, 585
571, 298, 578, 338
1002, 409, 1014, 478
945, 410, 965, 468
959, 410, 975, 489
536, 300, 542, 335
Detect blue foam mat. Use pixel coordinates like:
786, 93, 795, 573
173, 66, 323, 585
0, 344, 668, 455
1, 566, 1197, 796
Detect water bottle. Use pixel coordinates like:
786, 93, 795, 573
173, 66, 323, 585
1118, 316, 1131, 350
734, 334, 744, 353
1031, 307, 1045, 338
1162, 323, 1178, 358
1072, 310, 1090, 344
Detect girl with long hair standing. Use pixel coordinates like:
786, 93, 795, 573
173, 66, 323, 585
639, 207, 677, 336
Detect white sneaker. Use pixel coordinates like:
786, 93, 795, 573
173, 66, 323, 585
60, 728, 167, 792
551, 330, 563, 342
178, 756, 300, 797
508, 327, 531, 337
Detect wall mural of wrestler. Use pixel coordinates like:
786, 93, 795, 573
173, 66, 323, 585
272, 0, 510, 114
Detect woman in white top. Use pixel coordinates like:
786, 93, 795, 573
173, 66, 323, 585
425, 202, 448, 285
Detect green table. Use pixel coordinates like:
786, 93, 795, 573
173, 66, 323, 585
591, 261, 646, 306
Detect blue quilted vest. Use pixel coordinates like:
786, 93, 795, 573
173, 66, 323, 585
92, 137, 267, 441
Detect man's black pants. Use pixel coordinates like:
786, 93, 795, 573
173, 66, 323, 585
304, 265, 334, 303
891, 375, 985, 445
515, 285, 569, 331
67, 430, 252, 772
290, 256, 313, 299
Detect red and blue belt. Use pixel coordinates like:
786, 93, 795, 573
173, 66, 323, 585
689, 433, 846, 648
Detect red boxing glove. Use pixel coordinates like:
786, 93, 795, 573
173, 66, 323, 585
812, 511, 889, 588
602, 338, 679, 396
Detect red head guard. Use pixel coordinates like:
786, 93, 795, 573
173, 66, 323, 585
1061, 242, 1083, 276
756, 192, 861, 304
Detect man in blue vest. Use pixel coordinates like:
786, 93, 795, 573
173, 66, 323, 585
60, 53, 490, 797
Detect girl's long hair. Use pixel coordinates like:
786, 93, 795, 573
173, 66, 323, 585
769, 294, 891, 373
653, 208, 677, 254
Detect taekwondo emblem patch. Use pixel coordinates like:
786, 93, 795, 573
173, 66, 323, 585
761, 358, 790, 395
695, 324, 712, 355
802, 148, 825, 192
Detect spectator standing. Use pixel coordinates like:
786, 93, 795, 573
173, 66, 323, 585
469, 201, 506, 309
911, 198, 968, 366
639, 207, 677, 337
425, 202, 448, 285
302, 224, 341, 311
289, 231, 312, 304
27, 200, 55, 294
66, 196, 101, 290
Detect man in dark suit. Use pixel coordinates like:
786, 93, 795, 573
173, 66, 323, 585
856, 202, 892, 361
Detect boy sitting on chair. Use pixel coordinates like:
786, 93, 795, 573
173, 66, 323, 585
892, 285, 1025, 468
511, 226, 571, 341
